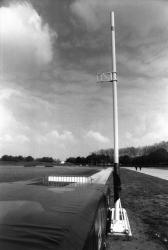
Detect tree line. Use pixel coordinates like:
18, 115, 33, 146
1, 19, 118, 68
66, 148, 168, 166
1, 142, 168, 166
66, 153, 113, 166
0, 155, 61, 164
95, 140, 168, 158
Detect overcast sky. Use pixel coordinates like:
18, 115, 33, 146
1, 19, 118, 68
0, 0, 168, 160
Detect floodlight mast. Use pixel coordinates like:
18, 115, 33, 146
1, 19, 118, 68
111, 12, 121, 221
97, 11, 132, 237
97, 13, 121, 213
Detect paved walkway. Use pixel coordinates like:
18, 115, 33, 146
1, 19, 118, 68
124, 167, 168, 181
90, 168, 112, 184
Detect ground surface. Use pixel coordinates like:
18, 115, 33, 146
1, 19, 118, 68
106, 210, 166, 250
0, 165, 106, 250
0, 165, 98, 183
107, 168, 168, 250
0, 165, 167, 249
124, 166, 168, 180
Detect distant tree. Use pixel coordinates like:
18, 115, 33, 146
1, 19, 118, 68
1, 155, 24, 161
75, 157, 82, 165
66, 153, 112, 166
25, 156, 34, 162
119, 155, 131, 165
65, 145, 168, 167
17, 155, 24, 161
36, 157, 54, 162
147, 148, 168, 164
80, 157, 87, 165
95, 140, 168, 159
1, 155, 11, 161
55, 159, 61, 165
66, 157, 77, 164
86, 154, 97, 165
131, 148, 168, 165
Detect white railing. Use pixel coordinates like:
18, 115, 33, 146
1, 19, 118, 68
47, 176, 92, 184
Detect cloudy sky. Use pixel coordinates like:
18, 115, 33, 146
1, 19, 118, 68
0, 0, 168, 160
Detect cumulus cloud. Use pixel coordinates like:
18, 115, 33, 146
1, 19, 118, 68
0, 134, 29, 143
70, 0, 168, 151
0, 1, 56, 77
0, 104, 13, 131
0, 133, 30, 156
71, 0, 168, 74
32, 130, 77, 159
71, 0, 168, 32
0, 86, 77, 158
1, 0, 168, 158
124, 113, 168, 147
38, 130, 76, 143
0, 99, 31, 156
0, 96, 29, 139
86, 130, 110, 144
0, 87, 21, 100
69, 0, 168, 101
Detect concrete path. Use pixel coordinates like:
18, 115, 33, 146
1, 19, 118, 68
90, 168, 112, 184
124, 167, 168, 181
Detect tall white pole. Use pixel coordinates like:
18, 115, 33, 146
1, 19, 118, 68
111, 12, 119, 164
111, 12, 121, 221
97, 13, 132, 235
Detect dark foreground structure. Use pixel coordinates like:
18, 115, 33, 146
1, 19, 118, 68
0, 167, 112, 250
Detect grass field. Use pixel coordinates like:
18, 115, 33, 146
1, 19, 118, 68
107, 168, 168, 250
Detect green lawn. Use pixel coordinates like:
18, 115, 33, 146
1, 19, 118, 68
117, 169, 168, 248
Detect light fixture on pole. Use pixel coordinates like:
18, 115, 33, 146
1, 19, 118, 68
97, 11, 132, 237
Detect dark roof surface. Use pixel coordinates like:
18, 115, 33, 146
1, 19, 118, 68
0, 168, 109, 250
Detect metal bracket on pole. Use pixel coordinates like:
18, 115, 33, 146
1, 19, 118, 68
97, 72, 113, 83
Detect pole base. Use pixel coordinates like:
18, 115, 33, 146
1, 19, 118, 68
110, 208, 132, 236
109, 200, 132, 237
